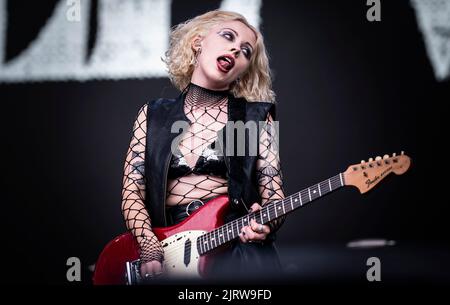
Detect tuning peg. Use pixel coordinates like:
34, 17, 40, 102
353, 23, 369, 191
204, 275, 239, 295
375, 156, 382, 161
361, 160, 366, 164
383, 154, 389, 159
368, 158, 373, 162
392, 153, 396, 157
401, 151, 404, 155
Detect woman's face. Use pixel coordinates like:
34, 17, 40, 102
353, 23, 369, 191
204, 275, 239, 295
191, 20, 257, 90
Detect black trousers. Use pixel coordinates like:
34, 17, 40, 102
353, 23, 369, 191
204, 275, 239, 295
207, 238, 283, 282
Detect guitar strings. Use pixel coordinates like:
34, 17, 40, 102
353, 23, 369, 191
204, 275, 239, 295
162, 161, 396, 260
159, 174, 345, 258
161, 174, 344, 258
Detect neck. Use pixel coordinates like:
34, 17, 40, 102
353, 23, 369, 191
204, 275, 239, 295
184, 82, 229, 107
190, 80, 230, 91
190, 71, 230, 91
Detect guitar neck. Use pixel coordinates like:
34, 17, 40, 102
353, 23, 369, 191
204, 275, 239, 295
197, 173, 345, 255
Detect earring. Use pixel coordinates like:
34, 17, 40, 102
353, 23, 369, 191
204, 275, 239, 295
194, 47, 201, 67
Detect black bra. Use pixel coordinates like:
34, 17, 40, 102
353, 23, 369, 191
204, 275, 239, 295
168, 138, 228, 179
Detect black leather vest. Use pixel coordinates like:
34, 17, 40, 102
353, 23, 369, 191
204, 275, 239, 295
144, 90, 276, 227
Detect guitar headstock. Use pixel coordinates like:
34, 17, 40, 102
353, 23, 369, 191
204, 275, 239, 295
343, 152, 411, 194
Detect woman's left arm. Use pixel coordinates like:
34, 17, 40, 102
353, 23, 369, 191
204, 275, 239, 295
239, 111, 286, 243
255, 111, 286, 233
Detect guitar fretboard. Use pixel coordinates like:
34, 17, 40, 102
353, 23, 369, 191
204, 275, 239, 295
196, 173, 345, 255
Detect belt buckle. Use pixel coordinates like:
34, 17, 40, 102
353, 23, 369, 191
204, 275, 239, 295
186, 199, 205, 216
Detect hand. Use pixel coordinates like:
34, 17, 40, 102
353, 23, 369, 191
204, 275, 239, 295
239, 203, 271, 243
140, 260, 163, 279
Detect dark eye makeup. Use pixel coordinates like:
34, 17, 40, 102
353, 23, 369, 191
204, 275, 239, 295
218, 30, 253, 59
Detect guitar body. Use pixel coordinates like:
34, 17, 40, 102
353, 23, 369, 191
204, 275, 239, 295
93, 195, 230, 285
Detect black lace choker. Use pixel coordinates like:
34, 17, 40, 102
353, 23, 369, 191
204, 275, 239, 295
184, 83, 229, 107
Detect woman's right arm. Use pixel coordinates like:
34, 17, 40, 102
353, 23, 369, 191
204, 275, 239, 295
121, 103, 164, 277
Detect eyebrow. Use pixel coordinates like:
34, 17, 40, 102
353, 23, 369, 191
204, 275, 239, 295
221, 27, 254, 51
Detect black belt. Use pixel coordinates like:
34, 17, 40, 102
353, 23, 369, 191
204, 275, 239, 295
168, 196, 219, 225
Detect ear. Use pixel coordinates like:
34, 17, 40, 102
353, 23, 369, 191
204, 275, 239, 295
191, 35, 203, 51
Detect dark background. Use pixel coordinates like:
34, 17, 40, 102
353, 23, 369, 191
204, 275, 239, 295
1, 0, 449, 285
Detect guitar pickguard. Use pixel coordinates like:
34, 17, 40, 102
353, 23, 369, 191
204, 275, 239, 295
161, 230, 206, 278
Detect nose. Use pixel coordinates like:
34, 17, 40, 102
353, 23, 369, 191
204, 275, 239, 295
230, 48, 240, 58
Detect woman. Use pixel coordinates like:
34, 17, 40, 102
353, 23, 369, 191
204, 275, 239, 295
121, 10, 286, 281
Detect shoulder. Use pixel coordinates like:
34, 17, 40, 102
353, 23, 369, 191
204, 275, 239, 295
147, 97, 177, 110
246, 100, 275, 111
241, 98, 277, 121
145, 97, 186, 119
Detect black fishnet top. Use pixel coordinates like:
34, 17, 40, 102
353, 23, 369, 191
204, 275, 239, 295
121, 83, 286, 264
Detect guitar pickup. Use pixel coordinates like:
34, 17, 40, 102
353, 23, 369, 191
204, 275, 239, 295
184, 239, 191, 267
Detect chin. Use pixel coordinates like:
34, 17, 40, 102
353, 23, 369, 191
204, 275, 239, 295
196, 63, 231, 88
204, 72, 230, 88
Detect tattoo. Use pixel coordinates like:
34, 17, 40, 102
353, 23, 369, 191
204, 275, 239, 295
132, 150, 143, 159
263, 122, 274, 138
261, 165, 278, 177
130, 160, 145, 185
258, 166, 278, 197
130, 140, 139, 149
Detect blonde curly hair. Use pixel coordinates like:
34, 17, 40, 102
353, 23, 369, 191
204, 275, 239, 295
163, 10, 275, 102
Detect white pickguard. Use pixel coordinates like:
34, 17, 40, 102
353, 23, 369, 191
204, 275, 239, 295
160, 230, 207, 278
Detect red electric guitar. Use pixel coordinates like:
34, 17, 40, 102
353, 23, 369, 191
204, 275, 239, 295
93, 152, 411, 284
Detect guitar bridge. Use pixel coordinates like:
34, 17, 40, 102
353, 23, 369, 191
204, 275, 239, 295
125, 259, 142, 285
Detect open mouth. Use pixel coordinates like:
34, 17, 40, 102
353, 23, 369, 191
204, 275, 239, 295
216, 55, 235, 73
